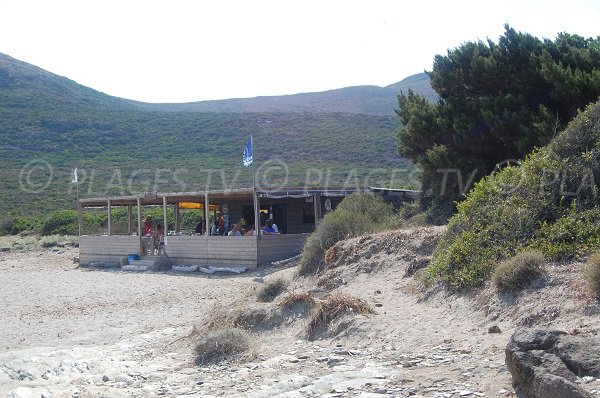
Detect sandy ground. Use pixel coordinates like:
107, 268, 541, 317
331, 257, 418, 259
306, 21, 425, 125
0, 246, 258, 397
0, 248, 255, 352
1, 230, 600, 397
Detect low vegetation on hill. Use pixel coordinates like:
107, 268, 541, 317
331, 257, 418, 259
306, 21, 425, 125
0, 52, 418, 216
0, 107, 405, 215
428, 101, 600, 289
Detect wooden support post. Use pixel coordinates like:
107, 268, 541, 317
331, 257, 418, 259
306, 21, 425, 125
255, 192, 261, 237
162, 196, 168, 234
174, 202, 180, 233
316, 193, 322, 223
137, 198, 142, 255
107, 199, 112, 236
313, 193, 320, 227
204, 192, 210, 235
127, 205, 133, 234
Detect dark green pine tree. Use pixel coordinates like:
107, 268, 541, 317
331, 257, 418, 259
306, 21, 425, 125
397, 25, 600, 223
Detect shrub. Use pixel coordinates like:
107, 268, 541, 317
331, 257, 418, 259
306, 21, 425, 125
40, 209, 114, 236
256, 278, 288, 302
396, 201, 431, 227
533, 208, 600, 260
584, 253, 600, 298
0, 216, 36, 235
41, 210, 78, 235
424, 198, 456, 226
195, 327, 253, 365
492, 251, 545, 293
0, 218, 14, 235
298, 193, 395, 275
14, 216, 38, 234
429, 101, 600, 289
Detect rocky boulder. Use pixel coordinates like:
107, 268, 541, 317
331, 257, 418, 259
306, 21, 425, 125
505, 328, 600, 398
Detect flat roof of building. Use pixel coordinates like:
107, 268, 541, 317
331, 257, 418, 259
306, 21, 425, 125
78, 188, 364, 207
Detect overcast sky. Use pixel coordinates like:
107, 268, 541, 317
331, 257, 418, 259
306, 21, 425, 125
1, 0, 598, 103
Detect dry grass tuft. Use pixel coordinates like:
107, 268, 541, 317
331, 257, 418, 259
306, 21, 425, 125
201, 305, 270, 332
585, 253, 600, 298
492, 250, 545, 293
278, 291, 317, 309
194, 327, 254, 365
256, 278, 288, 302
306, 293, 375, 339
201, 309, 237, 332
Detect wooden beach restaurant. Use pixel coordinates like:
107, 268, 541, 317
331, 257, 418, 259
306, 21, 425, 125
77, 188, 355, 269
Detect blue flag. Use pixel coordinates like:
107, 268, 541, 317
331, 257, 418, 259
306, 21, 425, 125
243, 136, 253, 167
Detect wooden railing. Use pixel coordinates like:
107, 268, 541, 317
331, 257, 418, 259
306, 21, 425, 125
79, 233, 309, 269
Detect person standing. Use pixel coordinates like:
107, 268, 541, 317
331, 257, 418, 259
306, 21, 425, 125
144, 216, 152, 236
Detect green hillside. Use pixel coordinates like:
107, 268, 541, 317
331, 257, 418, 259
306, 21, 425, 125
0, 53, 412, 216
0, 53, 134, 111
128, 73, 437, 115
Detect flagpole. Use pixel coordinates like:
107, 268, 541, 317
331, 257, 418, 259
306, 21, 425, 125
74, 168, 82, 238
251, 135, 260, 237
251, 135, 255, 189
75, 170, 80, 202
76, 179, 80, 237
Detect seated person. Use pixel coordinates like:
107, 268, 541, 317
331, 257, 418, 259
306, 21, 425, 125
210, 219, 218, 236
244, 224, 256, 236
262, 219, 279, 235
153, 224, 165, 254
194, 218, 204, 235
228, 223, 242, 237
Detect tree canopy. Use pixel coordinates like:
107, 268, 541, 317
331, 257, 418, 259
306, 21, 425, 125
397, 25, 600, 222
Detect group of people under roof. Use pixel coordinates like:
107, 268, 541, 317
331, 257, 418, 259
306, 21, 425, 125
195, 211, 280, 237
